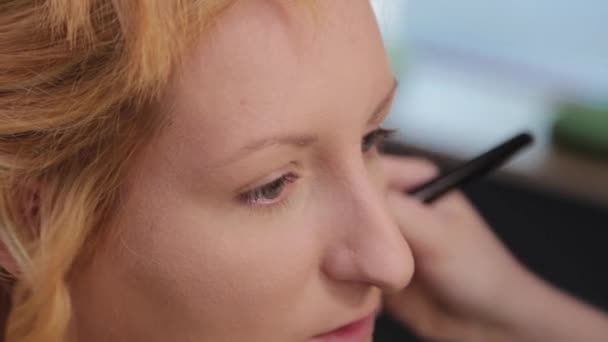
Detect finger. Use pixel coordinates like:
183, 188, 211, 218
431, 191, 489, 231
432, 191, 477, 215
384, 281, 464, 340
386, 190, 447, 260
380, 155, 439, 191
383, 281, 441, 334
380, 155, 478, 215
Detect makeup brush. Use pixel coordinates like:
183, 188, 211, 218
408, 132, 534, 203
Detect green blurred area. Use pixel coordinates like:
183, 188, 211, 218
553, 103, 608, 159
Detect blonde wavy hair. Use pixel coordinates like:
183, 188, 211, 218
0, 1, 238, 341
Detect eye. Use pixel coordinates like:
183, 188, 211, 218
362, 127, 396, 153
238, 172, 299, 206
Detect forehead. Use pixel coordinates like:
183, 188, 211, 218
154, 0, 391, 168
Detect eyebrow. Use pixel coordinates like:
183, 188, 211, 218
217, 79, 398, 166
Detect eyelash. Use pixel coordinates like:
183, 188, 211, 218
239, 173, 299, 207
362, 127, 396, 154
239, 127, 396, 208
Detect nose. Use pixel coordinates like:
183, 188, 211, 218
321, 167, 414, 293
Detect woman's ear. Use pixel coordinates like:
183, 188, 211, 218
0, 245, 18, 276
0, 180, 41, 276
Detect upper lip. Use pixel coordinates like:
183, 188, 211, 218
312, 307, 380, 338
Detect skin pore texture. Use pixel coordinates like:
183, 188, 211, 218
69, 0, 414, 341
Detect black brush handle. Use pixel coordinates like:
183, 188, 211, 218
408, 132, 534, 203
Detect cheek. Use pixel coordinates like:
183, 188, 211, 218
114, 198, 324, 329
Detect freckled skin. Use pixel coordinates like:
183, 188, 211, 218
69, 1, 414, 341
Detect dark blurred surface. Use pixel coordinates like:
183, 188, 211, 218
374, 146, 608, 341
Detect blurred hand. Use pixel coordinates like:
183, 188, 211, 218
380, 155, 532, 341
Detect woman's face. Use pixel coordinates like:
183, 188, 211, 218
71, 1, 414, 341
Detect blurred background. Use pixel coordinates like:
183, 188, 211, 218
369, 1, 608, 340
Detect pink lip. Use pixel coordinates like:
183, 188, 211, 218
311, 313, 376, 342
